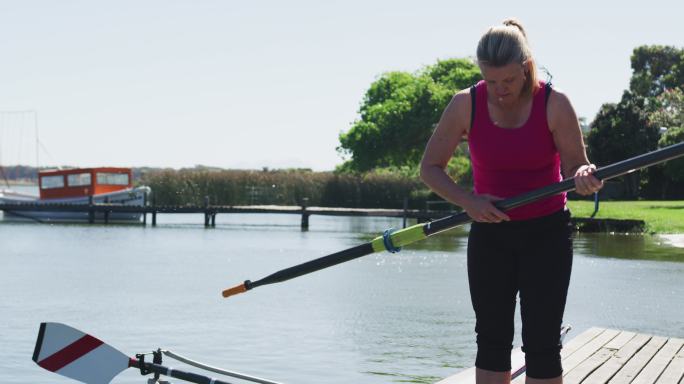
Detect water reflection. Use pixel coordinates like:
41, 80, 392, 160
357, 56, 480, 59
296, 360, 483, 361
1, 212, 683, 384
573, 233, 684, 262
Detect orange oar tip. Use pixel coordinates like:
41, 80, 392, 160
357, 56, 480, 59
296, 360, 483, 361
222, 281, 249, 298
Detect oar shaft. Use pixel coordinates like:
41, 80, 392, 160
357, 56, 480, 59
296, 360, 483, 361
253, 243, 374, 288
130, 359, 235, 384
162, 349, 283, 384
223, 243, 375, 297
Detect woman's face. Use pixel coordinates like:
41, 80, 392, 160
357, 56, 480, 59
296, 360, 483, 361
479, 61, 528, 105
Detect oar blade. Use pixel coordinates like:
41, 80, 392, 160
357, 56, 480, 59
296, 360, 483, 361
33, 322, 131, 384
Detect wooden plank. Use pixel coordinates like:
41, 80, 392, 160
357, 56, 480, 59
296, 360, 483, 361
435, 348, 526, 384
511, 327, 607, 384
632, 338, 684, 384
437, 327, 614, 384
562, 327, 610, 358
564, 346, 614, 384
564, 331, 637, 384
436, 330, 684, 384
561, 328, 620, 375
434, 366, 474, 384
655, 341, 684, 384
609, 336, 668, 383
584, 332, 651, 383
604, 331, 638, 350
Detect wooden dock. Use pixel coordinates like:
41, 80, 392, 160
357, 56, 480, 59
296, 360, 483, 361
438, 327, 684, 383
0, 200, 647, 232
0, 201, 448, 228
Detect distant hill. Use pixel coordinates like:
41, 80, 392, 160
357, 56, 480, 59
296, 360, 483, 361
0, 165, 39, 182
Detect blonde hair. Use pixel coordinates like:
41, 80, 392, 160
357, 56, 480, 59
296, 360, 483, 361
476, 18, 539, 96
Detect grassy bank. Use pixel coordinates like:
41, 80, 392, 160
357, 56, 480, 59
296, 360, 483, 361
567, 200, 684, 234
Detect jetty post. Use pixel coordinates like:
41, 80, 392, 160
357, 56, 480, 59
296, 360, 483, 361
103, 196, 110, 224
402, 197, 408, 228
204, 196, 211, 228
151, 193, 157, 226
301, 198, 309, 230
142, 191, 147, 226
88, 196, 95, 224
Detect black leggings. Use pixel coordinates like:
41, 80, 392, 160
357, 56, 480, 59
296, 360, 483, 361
467, 209, 573, 379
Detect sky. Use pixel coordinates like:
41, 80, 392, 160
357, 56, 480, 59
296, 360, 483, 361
0, 0, 682, 171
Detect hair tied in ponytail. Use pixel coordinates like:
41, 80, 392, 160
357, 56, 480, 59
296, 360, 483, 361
502, 18, 527, 38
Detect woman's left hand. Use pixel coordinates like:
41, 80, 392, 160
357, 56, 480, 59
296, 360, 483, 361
574, 164, 604, 195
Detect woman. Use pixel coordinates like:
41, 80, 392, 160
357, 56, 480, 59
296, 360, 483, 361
420, 19, 603, 384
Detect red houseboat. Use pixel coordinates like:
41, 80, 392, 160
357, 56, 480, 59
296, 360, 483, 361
0, 167, 150, 223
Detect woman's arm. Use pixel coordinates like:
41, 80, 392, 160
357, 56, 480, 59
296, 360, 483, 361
420, 89, 510, 222
547, 89, 604, 195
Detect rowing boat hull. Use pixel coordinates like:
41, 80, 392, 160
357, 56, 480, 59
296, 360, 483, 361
0, 186, 150, 223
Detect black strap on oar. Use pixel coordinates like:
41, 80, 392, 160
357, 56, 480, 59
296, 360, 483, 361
222, 141, 684, 299
130, 358, 236, 384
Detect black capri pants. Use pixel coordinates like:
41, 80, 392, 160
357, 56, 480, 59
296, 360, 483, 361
467, 208, 573, 379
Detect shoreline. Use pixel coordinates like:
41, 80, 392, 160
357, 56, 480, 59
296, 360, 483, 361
658, 234, 684, 248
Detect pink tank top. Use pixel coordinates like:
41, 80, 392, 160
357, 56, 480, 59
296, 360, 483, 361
467, 80, 566, 221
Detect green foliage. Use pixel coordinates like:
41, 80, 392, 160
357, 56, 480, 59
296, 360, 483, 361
649, 88, 684, 130
587, 92, 660, 198
320, 171, 424, 208
446, 154, 472, 186
338, 58, 481, 173
630, 45, 684, 98
588, 45, 684, 199
141, 169, 428, 209
588, 92, 659, 166
649, 88, 684, 183
425, 58, 484, 91
645, 77, 684, 194
141, 169, 328, 206
659, 126, 684, 183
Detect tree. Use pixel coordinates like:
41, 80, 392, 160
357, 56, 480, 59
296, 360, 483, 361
587, 92, 659, 198
630, 45, 684, 98
649, 87, 684, 131
588, 45, 684, 198
337, 58, 481, 173
650, 88, 684, 194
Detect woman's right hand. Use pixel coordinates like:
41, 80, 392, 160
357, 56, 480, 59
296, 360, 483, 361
463, 194, 510, 223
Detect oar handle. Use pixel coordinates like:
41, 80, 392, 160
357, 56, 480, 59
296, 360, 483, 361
222, 280, 251, 298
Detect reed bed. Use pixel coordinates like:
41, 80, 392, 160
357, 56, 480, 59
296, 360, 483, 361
140, 169, 431, 209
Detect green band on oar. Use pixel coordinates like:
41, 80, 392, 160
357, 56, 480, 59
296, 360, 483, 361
370, 224, 428, 253
222, 141, 684, 299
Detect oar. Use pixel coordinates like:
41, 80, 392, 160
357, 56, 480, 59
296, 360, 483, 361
32, 322, 266, 384
222, 141, 684, 299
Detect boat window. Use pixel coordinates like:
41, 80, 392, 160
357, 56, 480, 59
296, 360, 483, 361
96, 172, 129, 186
40, 175, 65, 189
67, 173, 91, 187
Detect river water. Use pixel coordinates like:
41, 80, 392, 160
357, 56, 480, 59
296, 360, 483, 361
1, 188, 683, 384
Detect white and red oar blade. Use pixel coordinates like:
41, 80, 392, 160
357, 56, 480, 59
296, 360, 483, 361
32, 322, 131, 384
